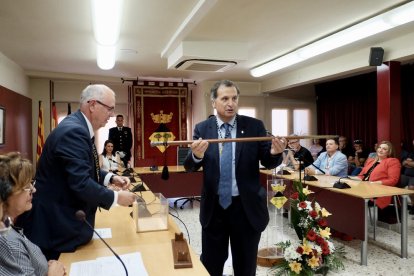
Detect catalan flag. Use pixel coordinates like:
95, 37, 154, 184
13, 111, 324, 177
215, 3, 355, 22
36, 101, 45, 162
51, 102, 58, 129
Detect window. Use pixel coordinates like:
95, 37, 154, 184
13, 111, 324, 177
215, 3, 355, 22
293, 109, 310, 135
238, 108, 256, 118
271, 109, 288, 136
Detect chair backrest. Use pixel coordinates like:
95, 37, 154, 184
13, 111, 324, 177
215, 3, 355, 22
177, 146, 190, 165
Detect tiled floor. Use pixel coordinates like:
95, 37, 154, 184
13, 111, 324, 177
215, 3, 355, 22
169, 199, 414, 275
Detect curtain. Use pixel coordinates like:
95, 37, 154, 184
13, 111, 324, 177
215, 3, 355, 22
315, 72, 377, 152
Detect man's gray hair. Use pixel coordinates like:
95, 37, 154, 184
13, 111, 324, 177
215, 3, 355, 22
80, 84, 115, 104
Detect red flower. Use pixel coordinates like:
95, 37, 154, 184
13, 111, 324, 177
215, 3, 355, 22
296, 246, 304, 254
318, 218, 328, 227
291, 192, 299, 200
306, 229, 317, 241
316, 236, 324, 245
298, 201, 307, 209
322, 245, 330, 255
309, 210, 318, 218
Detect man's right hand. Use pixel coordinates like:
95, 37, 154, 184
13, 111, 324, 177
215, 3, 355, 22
117, 191, 137, 206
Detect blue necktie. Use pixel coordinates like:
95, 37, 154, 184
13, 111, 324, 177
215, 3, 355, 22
218, 123, 233, 209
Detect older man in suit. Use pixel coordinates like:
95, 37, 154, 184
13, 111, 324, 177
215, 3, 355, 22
184, 80, 285, 276
16, 84, 137, 260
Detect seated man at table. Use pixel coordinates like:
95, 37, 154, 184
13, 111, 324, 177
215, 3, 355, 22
305, 138, 348, 177
278, 135, 313, 172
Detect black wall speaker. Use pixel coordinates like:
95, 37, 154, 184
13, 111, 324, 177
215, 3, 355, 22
369, 47, 384, 66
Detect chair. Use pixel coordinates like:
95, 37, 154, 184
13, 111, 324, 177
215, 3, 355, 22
368, 195, 401, 239
173, 146, 201, 209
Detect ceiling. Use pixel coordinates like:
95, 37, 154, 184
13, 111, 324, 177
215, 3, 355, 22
0, 0, 413, 90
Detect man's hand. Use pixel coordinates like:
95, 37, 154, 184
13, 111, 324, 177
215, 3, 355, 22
190, 138, 209, 159
117, 191, 137, 206
271, 137, 287, 155
111, 175, 131, 190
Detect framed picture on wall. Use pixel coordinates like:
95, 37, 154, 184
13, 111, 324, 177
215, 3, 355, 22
0, 106, 5, 145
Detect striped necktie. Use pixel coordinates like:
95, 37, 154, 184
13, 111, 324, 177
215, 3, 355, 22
91, 137, 100, 182
218, 123, 233, 209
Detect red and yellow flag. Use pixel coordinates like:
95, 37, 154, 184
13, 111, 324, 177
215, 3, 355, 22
36, 101, 45, 162
51, 102, 58, 129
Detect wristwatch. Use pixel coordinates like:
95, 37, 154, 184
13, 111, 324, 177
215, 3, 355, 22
109, 174, 115, 184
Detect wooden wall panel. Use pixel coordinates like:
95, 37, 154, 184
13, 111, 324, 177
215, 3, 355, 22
0, 85, 32, 160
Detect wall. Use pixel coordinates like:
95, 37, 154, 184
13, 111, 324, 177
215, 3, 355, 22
0, 85, 32, 159
0, 52, 31, 158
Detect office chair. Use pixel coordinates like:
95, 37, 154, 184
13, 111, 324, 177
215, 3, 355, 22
173, 146, 201, 209
368, 195, 401, 240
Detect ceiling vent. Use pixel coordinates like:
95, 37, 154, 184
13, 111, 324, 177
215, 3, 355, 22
167, 41, 247, 72
175, 59, 237, 72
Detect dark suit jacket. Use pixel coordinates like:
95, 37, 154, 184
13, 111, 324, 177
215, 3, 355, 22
184, 115, 282, 232
17, 110, 114, 253
108, 126, 133, 161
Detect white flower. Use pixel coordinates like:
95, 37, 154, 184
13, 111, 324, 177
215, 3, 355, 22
327, 240, 335, 252
284, 244, 302, 261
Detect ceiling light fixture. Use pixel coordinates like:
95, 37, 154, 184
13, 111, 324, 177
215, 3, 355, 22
250, 1, 414, 77
91, 0, 124, 70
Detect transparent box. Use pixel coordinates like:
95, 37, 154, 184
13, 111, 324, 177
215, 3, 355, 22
133, 193, 168, 232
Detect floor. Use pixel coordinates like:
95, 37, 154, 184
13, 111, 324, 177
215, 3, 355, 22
169, 199, 414, 276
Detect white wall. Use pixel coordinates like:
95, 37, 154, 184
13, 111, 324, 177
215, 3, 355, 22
0, 51, 29, 95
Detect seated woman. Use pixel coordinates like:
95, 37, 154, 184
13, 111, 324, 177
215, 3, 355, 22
99, 140, 123, 172
357, 141, 401, 209
304, 138, 348, 177
309, 139, 324, 160
0, 152, 66, 276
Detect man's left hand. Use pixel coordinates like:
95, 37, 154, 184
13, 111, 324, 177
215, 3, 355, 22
271, 137, 287, 155
110, 175, 131, 190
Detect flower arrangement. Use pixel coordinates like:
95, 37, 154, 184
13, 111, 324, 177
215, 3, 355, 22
271, 180, 345, 275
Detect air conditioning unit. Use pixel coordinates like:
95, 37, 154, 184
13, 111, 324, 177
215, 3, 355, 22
167, 41, 247, 72
175, 59, 237, 72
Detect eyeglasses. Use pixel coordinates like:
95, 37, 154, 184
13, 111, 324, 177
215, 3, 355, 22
288, 140, 299, 145
88, 100, 115, 113
353, 140, 363, 144
23, 180, 36, 196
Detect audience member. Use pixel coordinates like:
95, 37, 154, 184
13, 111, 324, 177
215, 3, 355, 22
99, 139, 122, 173
400, 139, 414, 214
304, 138, 348, 177
108, 114, 133, 168
282, 134, 313, 170
309, 139, 323, 160
16, 84, 137, 260
0, 152, 66, 276
368, 142, 378, 159
338, 135, 354, 159
357, 141, 401, 209
348, 139, 370, 175
184, 80, 285, 276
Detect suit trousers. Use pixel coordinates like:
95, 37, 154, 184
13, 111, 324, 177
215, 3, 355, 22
201, 196, 261, 276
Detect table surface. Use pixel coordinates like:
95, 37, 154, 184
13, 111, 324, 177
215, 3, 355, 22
262, 170, 414, 198
59, 191, 208, 275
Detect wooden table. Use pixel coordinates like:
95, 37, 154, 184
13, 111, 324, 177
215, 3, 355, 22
59, 191, 208, 275
261, 171, 414, 265
135, 166, 203, 199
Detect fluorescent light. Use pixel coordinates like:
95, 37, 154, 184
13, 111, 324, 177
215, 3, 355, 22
251, 1, 414, 77
91, 0, 123, 70
97, 44, 116, 70
91, 0, 123, 45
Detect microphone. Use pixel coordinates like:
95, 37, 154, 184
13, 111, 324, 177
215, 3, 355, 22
309, 162, 325, 174
333, 176, 351, 189
75, 210, 128, 276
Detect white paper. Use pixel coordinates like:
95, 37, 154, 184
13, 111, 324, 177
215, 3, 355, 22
69, 252, 148, 276
92, 228, 112, 239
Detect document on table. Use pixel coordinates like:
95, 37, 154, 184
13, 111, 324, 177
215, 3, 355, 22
92, 228, 112, 239
69, 252, 148, 276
